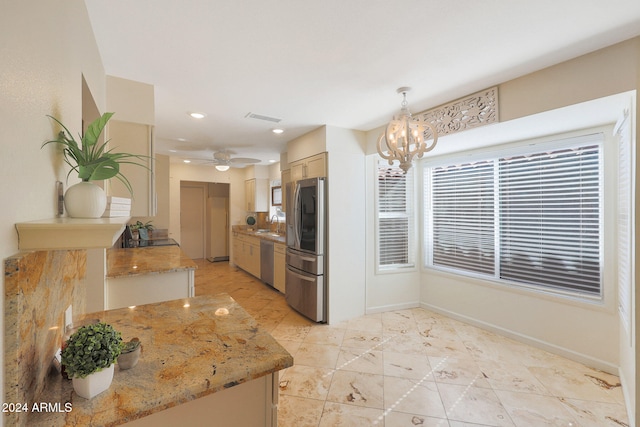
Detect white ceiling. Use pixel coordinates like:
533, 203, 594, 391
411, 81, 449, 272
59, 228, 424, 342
84, 0, 640, 166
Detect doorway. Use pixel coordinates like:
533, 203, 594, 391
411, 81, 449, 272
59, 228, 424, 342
180, 181, 230, 261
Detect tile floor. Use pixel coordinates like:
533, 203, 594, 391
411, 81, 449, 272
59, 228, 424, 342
194, 259, 630, 427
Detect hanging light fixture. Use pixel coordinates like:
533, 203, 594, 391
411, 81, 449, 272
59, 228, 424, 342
215, 165, 230, 172
377, 87, 438, 173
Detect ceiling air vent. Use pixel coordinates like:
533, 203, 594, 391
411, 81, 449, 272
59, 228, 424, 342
244, 112, 282, 123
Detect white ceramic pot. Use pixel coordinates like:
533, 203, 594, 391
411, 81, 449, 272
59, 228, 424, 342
72, 364, 114, 399
64, 181, 107, 218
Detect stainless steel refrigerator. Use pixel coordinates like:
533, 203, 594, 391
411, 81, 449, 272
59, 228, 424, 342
285, 177, 327, 322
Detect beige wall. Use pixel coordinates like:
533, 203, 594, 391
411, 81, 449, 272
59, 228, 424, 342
1, 1, 107, 425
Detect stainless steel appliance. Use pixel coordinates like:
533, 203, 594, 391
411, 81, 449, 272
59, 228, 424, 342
285, 177, 327, 322
260, 239, 274, 287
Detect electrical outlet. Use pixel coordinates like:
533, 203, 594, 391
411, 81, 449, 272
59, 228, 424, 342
65, 305, 73, 330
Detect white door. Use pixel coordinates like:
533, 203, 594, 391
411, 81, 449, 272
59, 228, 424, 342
209, 196, 228, 260
180, 184, 205, 259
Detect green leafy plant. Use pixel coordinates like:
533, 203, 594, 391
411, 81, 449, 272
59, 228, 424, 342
121, 338, 141, 354
61, 323, 123, 379
129, 220, 154, 231
42, 112, 149, 196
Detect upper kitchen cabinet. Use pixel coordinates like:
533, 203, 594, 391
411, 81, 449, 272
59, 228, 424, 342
290, 152, 327, 181
281, 169, 291, 212
105, 76, 156, 217
245, 178, 269, 212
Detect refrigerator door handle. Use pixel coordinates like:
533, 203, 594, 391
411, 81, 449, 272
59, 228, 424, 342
293, 183, 302, 247
286, 267, 316, 282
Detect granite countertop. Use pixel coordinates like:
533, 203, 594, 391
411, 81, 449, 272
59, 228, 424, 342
28, 294, 294, 427
106, 245, 197, 278
232, 226, 286, 244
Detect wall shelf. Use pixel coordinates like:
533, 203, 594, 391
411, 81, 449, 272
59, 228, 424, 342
15, 217, 129, 250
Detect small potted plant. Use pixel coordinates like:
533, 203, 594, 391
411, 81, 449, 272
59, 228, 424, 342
61, 322, 123, 399
41, 112, 149, 218
130, 220, 154, 240
118, 338, 141, 370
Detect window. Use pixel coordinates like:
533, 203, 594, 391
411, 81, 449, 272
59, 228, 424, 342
425, 133, 603, 299
376, 160, 415, 270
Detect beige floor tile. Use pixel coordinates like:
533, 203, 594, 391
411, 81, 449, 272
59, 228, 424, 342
383, 351, 433, 381
336, 347, 384, 375
279, 364, 334, 400
342, 329, 387, 350
383, 376, 447, 419
495, 390, 578, 426
558, 397, 630, 427
294, 342, 341, 369
193, 260, 629, 427
326, 370, 385, 409
384, 411, 450, 427
319, 402, 384, 427
278, 395, 324, 427
438, 383, 514, 426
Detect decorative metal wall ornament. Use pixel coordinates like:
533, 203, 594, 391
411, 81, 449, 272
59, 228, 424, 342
377, 87, 438, 174
418, 87, 499, 139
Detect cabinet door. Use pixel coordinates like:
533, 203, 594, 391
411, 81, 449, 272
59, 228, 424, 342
281, 169, 291, 213
305, 153, 326, 179
106, 120, 155, 217
273, 244, 286, 293
245, 179, 256, 211
290, 162, 304, 181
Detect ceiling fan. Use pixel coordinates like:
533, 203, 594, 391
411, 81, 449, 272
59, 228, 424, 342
190, 150, 260, 171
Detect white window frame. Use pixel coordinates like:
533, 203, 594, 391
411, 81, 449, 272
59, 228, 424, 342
375, 158, 417, 273
423, 132, 605, 301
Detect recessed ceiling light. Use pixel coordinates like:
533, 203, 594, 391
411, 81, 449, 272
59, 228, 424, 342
183, 159, 191, 163
272, 128, 284, 134
268, 159, 277, 163
189, 112, 206, 119
169, 149, 177, 153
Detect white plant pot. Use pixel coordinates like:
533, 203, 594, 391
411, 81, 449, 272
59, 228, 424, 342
72, 364, 114, 399
64, 181, 107, 218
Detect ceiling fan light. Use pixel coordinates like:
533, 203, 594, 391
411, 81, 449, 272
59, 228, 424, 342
215, 165, 230, 172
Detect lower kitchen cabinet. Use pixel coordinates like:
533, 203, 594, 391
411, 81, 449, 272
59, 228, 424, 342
274, 243, 286, 293
233, 233, 261, 278
106, 269, 194, 310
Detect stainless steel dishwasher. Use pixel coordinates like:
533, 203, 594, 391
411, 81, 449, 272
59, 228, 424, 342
260, 239, 274, 287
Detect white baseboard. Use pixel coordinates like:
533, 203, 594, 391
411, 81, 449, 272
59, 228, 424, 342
420, 302, 619, 375
366, 301, 420, 315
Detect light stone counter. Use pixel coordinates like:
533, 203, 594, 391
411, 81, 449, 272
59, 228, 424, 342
106, 245, 197, 278
28, 294, 294, 427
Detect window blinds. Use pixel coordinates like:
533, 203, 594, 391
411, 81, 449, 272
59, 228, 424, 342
426, 134, 603, 298
498, 145, 601, 296
377, 161, 415, 269
430, 161, 495, 275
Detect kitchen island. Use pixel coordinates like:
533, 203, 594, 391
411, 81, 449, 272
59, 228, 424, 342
28, 294, 293, 426
104, 245, 197, 310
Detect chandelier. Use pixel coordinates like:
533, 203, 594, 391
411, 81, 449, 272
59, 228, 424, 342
377, 87, 438, 173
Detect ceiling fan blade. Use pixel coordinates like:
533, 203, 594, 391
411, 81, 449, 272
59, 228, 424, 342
229, 157, 260, 164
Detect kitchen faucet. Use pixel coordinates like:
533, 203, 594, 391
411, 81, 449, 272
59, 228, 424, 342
270, 215, 280, 234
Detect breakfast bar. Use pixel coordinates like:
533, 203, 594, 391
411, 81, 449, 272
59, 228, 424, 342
28, 294, 294, 427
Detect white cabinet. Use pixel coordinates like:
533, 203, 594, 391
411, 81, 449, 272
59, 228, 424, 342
274, 243, 286, 293
290, 152, 326, 181
233, 233, 261, 278
245, 178, 269, 212
105, 269, 194, 310
106, 120, 155, 217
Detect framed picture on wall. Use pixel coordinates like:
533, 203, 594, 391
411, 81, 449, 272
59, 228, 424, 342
272, 186, 282, 206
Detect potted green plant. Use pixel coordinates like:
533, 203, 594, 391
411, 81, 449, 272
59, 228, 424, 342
130, 220, 154, 239
42, 112, 148, 218
118, 338, 141, 370
61, 322, 123, 399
